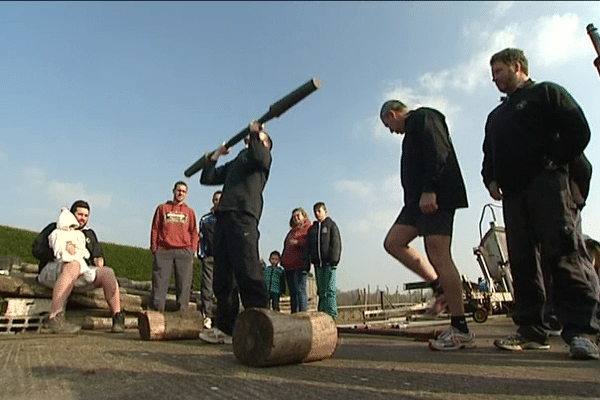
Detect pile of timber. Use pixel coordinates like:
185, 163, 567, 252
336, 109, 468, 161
0, 257, 196, 333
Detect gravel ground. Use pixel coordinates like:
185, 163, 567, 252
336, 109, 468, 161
0, 314, 598, 400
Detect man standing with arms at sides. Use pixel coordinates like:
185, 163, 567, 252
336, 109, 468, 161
380, 99, 473, 351
150, 181, 198, 312
199, 121, 272, 344
198, 190, 222, 329
483, 48, 599, 360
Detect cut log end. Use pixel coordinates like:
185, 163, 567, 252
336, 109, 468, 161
232, 309, 275, 366
138, 311, 166, 340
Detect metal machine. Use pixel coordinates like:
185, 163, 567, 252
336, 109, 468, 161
468, 204, 514, 322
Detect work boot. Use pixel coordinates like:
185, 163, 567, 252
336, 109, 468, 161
43, 312, 81, 334
111, 312, 125, 333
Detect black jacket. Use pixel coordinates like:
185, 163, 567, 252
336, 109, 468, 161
200, 131, 271, 222
305, 217, 342, 268
401, 107, 468, 210
482, 80, 590, 196
198, 212, 217, 258
31, 223, 104, 271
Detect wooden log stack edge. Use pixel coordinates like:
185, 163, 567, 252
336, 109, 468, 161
81, 316, 139, 331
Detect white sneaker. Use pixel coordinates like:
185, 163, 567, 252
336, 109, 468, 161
203, 317, 212, 330
429, 326, 475, 351
423, 293, 447, 318
199, 328, 232, 344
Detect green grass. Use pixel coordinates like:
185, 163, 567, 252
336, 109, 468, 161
0, 225, 39, 265
0, 224, 202, 288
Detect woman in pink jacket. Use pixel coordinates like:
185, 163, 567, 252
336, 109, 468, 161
280, 207, 311, 312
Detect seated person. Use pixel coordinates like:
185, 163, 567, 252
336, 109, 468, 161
44, 207, 94, 286
32, 200, 125, 334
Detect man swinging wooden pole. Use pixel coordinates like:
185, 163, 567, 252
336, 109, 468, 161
184, 78, 321, 178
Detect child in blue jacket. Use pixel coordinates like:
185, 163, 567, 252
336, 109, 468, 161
263, 251, 286, 311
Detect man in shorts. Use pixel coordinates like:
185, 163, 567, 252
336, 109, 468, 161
32, 200, 124, 334
380, 100, 472, 351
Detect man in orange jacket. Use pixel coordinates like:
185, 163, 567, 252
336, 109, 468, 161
150, 181, 198, 312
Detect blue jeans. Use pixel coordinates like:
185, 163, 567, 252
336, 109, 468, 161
285, 270, 307, 313
315, 266, 337, 320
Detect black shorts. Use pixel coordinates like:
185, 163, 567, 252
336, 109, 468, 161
394, 203, 455, 236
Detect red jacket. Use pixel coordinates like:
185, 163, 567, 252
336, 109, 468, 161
151, 201, 198, 253
280, 220, 311, 272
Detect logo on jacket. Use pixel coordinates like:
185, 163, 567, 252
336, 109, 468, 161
322, 227, 328, 234
165, 212, 188, 224
515, 100, 527, 110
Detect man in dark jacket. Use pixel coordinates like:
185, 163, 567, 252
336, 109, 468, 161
482, 48, 599, 360
197, 190, 221, 329
198, 121, 272, 344
380, 100, 473, 351
32, 200, 124, 334
305, 202, 341, 320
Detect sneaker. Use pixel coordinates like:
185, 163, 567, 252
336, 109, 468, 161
111, 312, 125, 333
42, 312, 81, 334
203, 317, 212, 330
199, 328, 232, 344
494, 333, 550, 351
423, 293, 447, 318
429, 326, 475, 351
569, 336, 600, 360
543, 315, 562, 336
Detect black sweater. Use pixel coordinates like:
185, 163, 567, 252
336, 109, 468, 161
200, 131, 271, 222
401, 107, 468, 210
482, 80, 590, 195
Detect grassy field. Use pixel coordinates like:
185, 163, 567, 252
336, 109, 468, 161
0, 224, 202, 287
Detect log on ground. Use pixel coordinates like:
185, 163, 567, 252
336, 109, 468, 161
138, 310, 203, 340
232, 308, 339, 367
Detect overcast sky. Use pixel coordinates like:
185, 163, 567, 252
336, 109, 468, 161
1, 1, 600, 291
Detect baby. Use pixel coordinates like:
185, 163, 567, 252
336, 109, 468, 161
47, 207, 95, 286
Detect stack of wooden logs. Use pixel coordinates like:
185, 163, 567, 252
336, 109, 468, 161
0, 258, 196, 333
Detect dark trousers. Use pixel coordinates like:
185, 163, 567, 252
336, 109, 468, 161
268, 292, 280, 311
199, 256, 215, 319
503, 168, 599, 343
213, 211, 269, 335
